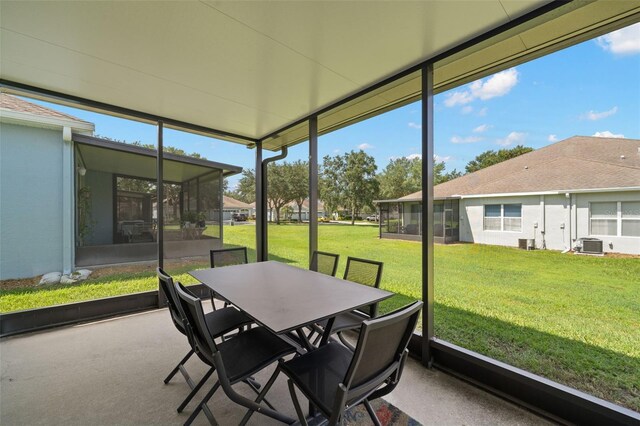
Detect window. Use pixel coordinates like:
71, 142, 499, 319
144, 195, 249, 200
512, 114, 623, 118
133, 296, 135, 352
592, 201, 640, 237
484, 204, 521, 232
622, 202, 640, 237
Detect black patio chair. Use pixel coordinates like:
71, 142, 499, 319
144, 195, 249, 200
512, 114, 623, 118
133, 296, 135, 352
210, 246, 248, 268
310, 250, 340, 276
157, 268, 253, 414
313, 257, 384, 347
250, 301, 422, 426
174, 282, 297, 426
208, 247, 249, 309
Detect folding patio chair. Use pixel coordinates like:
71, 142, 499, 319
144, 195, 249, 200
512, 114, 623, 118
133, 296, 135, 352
157, 268, 253, 414
208, 247, 249, 309
174, 282, 297, 425
247, 301, 422, 426
310, 250, 340, 276
313, 257, 383, 348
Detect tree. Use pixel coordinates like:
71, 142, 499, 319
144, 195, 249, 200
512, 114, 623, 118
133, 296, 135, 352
378, 157, 421, 199
377, 156, 462, 198
319, 155, 345, 218
266, 162, 293, 224
324, 150, 380, 225
288, 161, 309, 223
465, 145, 533, 173
227, 169, 256, 203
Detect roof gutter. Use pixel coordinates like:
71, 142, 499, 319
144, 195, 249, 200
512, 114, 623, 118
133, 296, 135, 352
458, 187, 640, 199
259, 146, 288, 258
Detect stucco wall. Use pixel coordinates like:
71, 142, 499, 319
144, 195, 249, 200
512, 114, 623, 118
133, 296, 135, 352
460, 192, 639, 254
460, 195, 541, 248
83, 170, 113, 245
575, 191, 640, 254
0, 123, 65, 279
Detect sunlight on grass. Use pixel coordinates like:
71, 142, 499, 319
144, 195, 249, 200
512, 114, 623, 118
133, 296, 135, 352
1, 223, 638, 410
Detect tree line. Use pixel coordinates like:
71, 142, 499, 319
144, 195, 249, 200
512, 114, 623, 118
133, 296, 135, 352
226, 145, 533, 225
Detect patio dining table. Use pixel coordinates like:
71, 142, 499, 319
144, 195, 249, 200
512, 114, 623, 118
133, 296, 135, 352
189, 260, 393, 348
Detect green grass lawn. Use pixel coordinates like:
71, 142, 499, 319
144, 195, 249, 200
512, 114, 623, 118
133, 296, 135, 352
1, 223, 638, 411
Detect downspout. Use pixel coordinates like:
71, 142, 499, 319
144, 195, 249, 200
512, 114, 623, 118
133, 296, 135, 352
259, 146, 288, 261
62, 127, 73, 275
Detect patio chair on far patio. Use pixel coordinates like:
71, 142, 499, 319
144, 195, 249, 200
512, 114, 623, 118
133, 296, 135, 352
157, 268, 253, 414
250, 301, 422, 426
310, 250, 340, 276
174, 282, 297, 426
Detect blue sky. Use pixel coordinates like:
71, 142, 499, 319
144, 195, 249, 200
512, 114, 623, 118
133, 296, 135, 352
29, 23, 640, 189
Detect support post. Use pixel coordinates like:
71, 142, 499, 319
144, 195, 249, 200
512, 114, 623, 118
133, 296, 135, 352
157, 121, 165, 307
255, 142, 264, 261
309, 116, 319, 264
421, 63, 435, 366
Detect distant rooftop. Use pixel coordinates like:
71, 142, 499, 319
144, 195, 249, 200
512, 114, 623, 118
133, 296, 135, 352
378, 136, 640, 202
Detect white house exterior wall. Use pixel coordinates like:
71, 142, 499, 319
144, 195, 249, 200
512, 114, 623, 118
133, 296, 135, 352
459, 191, 640, 254
575, 191, 640, 255
460, 195, 541, 248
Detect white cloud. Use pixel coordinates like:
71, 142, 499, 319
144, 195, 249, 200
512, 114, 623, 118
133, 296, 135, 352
358, 143, 373, 150
581, 106, 618, 121
451, 135, 484, 144
408, 122, 422, 129
593, 131, 625, 138
461, 106, 474, 114
548, 134, 558, 143
444, 91, 474, 107
406, 153, 422, 160
473, 124, 491, 133
496, 131, 526, 147
470, 68, 519, 100
333, 148, 341, 154
434, 154, 451, 163
596, 23, 640, 55
477, 107, 488, 117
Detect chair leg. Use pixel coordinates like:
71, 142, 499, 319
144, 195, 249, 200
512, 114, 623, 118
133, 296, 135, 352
239, 367, 281, 425
363, 399, 382, 426
185, 380, 220, 426
164, 349, 195, 384
288, 379, 309, 426
244, 378, 275, 410
178, 367, 215, 413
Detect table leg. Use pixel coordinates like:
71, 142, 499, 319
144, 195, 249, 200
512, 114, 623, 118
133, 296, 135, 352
319, 317, 335, 347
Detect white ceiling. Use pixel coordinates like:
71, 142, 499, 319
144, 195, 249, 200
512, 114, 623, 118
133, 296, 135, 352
1, 1, 638, 150
0, 1, 546, 140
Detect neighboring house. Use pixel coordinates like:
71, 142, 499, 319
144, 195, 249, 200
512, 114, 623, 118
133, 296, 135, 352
0, 94, 242, 279
264, 199, 327, 222
376, 136, 640, 254
223, 195, 252, 221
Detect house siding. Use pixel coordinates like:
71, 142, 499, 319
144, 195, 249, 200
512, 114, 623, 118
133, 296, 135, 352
0, 123, 67, 279
459, 192, 639, 254
460, 196, 540, 248
575, 191, 640, 255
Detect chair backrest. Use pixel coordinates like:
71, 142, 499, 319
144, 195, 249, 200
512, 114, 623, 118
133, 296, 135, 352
157, 267, 186, 335
310, 251, 340, 276
343, 301, 422, 397
174, 281, 218, 365
343, 257, 383, 317
210, 247, 248, 268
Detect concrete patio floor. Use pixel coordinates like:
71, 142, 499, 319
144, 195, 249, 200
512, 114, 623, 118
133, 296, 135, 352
1, 305, 553, 425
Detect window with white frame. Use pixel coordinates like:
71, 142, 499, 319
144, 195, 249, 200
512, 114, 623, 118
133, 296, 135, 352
590, 201, 640, 237
484, 204, 522, 232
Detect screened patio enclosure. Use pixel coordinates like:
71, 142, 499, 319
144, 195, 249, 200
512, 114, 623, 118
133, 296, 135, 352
378, 197, 460, 243
74, 134, 241, 266
2, 1, 640, 424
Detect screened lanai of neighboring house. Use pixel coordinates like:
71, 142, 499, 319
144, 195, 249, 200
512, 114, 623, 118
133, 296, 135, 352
1, 1, 639, 424
73, 134, 241, 266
